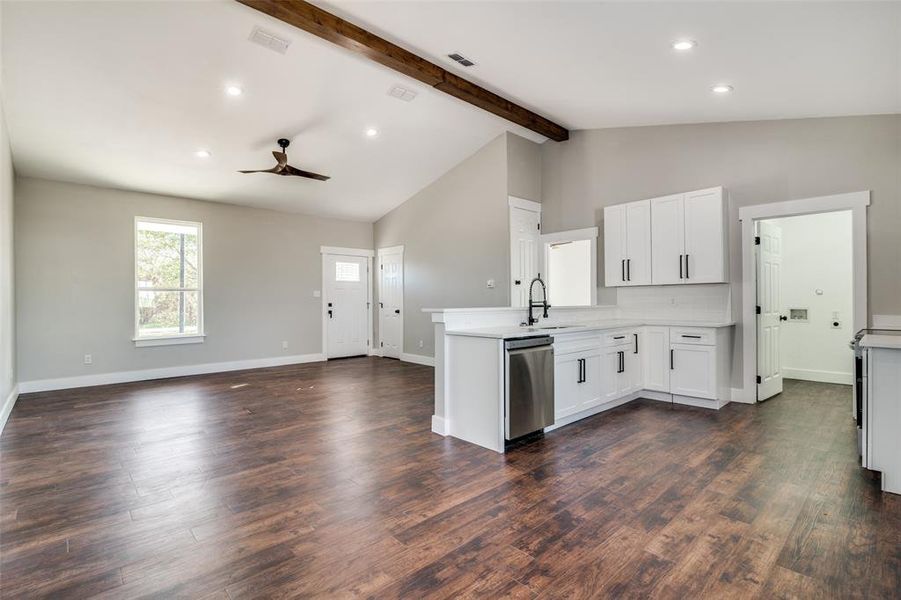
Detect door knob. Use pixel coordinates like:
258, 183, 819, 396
328, 310, 333, 319
779, 315, 788, 321
394, 309, 400, 314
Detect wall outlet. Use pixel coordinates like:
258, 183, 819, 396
282, 341, 289, 350
83, 354, 93, 365
419, 340, 424, 349
486, 279, 495, 289
831, 320, 842, 329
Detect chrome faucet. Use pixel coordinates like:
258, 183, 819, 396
527, 277, 550, 325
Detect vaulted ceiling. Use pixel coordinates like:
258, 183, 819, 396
3, 1, 898, 221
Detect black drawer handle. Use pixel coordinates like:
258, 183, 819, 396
613, 336, 626, 340
682, 335, 702, 339
634, 333, 639, 354
670, 349, 674, 370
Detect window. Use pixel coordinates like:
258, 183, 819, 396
335, 261, 361, 282
542, 228, 598, 307
134, 218, 203, 345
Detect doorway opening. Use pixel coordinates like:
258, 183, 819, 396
320, 246, 373, 360
756, 211, 854, 401
738, 191, 868, 404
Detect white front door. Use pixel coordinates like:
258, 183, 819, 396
378, 248, 403, 359
324, 254, 369, 359
757, 221, 784, 400
510, 204, 540, 307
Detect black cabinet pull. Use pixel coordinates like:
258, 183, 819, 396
634, 333, 639, 354
670, 349, 674, 370
577, 358, 586, 383
681, 334, 701, 339
613, 335, 625, 340
679, 255, 683, 279
621, 259, 625, 282
626, 259, 631, 281
514, 280, 521, 285
685, 254, 690, 279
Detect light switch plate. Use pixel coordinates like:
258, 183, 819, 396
313, 290, 321, 298
486, 279, 495, 289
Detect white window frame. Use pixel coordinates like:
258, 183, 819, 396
133, 216, 205, 347
539, 227, 598, 307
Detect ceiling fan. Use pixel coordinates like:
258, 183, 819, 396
239, 138, 330, 181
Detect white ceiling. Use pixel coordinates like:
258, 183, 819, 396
3, 1, 899, 221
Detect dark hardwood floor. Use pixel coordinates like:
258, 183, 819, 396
1, 359, 898, 598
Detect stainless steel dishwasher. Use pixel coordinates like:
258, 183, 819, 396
505, 336, 555, 441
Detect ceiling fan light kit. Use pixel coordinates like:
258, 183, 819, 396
238, 138, 330, 181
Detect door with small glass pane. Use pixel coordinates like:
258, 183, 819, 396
324, 254, 369, 358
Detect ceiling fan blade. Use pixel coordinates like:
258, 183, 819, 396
272, 151, 288, 168
238, 167, 281, 174
283, 164, 330, 181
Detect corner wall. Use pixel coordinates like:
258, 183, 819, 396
14, 178, 372, 387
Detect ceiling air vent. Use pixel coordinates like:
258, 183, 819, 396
249, 26, 291, 54
447, 53, 476, 67
388, 84, 418, 102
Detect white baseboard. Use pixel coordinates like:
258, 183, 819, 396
368, 347, 383, 357
784, 368, 853, 386
18, 353, 326, 394
431, 415, 447, 435
731, 387, 754, 404
0, 384, 19, 436
640, 390, 729, 410
401, 353, 435, 367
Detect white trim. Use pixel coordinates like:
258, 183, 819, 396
133, 334, 206, 347
18, 353, 326, 394
0, 385, 19, 436
508, 196, 541, 213
540, 227, 599, 307
134, 216, 204, 342
739, 191, 869, 404
431, 415, 447, 436
400, 352, 435, 367
377, 245, 405, 359
783, 368, 854, 386
321, 250, 374, 360
319, 246, 374, 258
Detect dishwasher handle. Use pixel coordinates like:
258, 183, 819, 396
505, 336, 553, 350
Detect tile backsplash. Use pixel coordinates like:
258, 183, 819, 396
617, 284, 732, 322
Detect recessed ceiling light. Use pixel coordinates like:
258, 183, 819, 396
672, 39, 697, 51
711, 84, 734, 94
365, 128, 379, 138
195, 149, 212, 158
225, 85, 243, 97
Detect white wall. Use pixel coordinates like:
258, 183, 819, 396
14, 178, 372, 387
768, 211, 854, 385
0, 63, 17, 430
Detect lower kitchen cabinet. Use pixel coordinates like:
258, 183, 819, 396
554, 348, 602, 420
642, 327, 671, 392
670, 342, 717, 399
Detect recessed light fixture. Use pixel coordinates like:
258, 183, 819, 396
365, 128, 379, 138
711, 84, 734, 94
195, 149, 212, 158
225, 85, 243, 97
672, 39, 697, 51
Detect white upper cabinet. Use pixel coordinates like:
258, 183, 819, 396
650, 187, 727, 285
603, 199, 651, 286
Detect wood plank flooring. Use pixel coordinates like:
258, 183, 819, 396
1, 359, 898, 598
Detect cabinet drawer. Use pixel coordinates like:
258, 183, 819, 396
670, 327, 715, 345
603, 330, 633, 346
554, 334, 602, 355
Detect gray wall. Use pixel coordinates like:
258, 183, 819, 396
373, 133, 510, 357
15, 178, 372, 382
507, 131, 542, 202
541, 114, 901, 385
0, 93, 15, 405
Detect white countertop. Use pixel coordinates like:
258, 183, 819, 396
446, 319, 735, 339
861, 334, 901, 350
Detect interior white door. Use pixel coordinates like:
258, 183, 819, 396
324, 254, 369, 359
683, 188, 726, 283
757, 221, 784, 400
378, 249, 403, 359
625, 200, 652, 285
650, 194, 686, 284
603, 204, 627, 286
510, 206, 540, 307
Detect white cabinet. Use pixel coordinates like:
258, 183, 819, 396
641, 326, 671, 392
670, 343, 717, 399
554, 347, 602, 420
650, 187, 727, 285
601, 334, 640, 402
603, 200, 651, 286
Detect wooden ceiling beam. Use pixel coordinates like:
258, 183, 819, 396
236, 0, 570, 142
